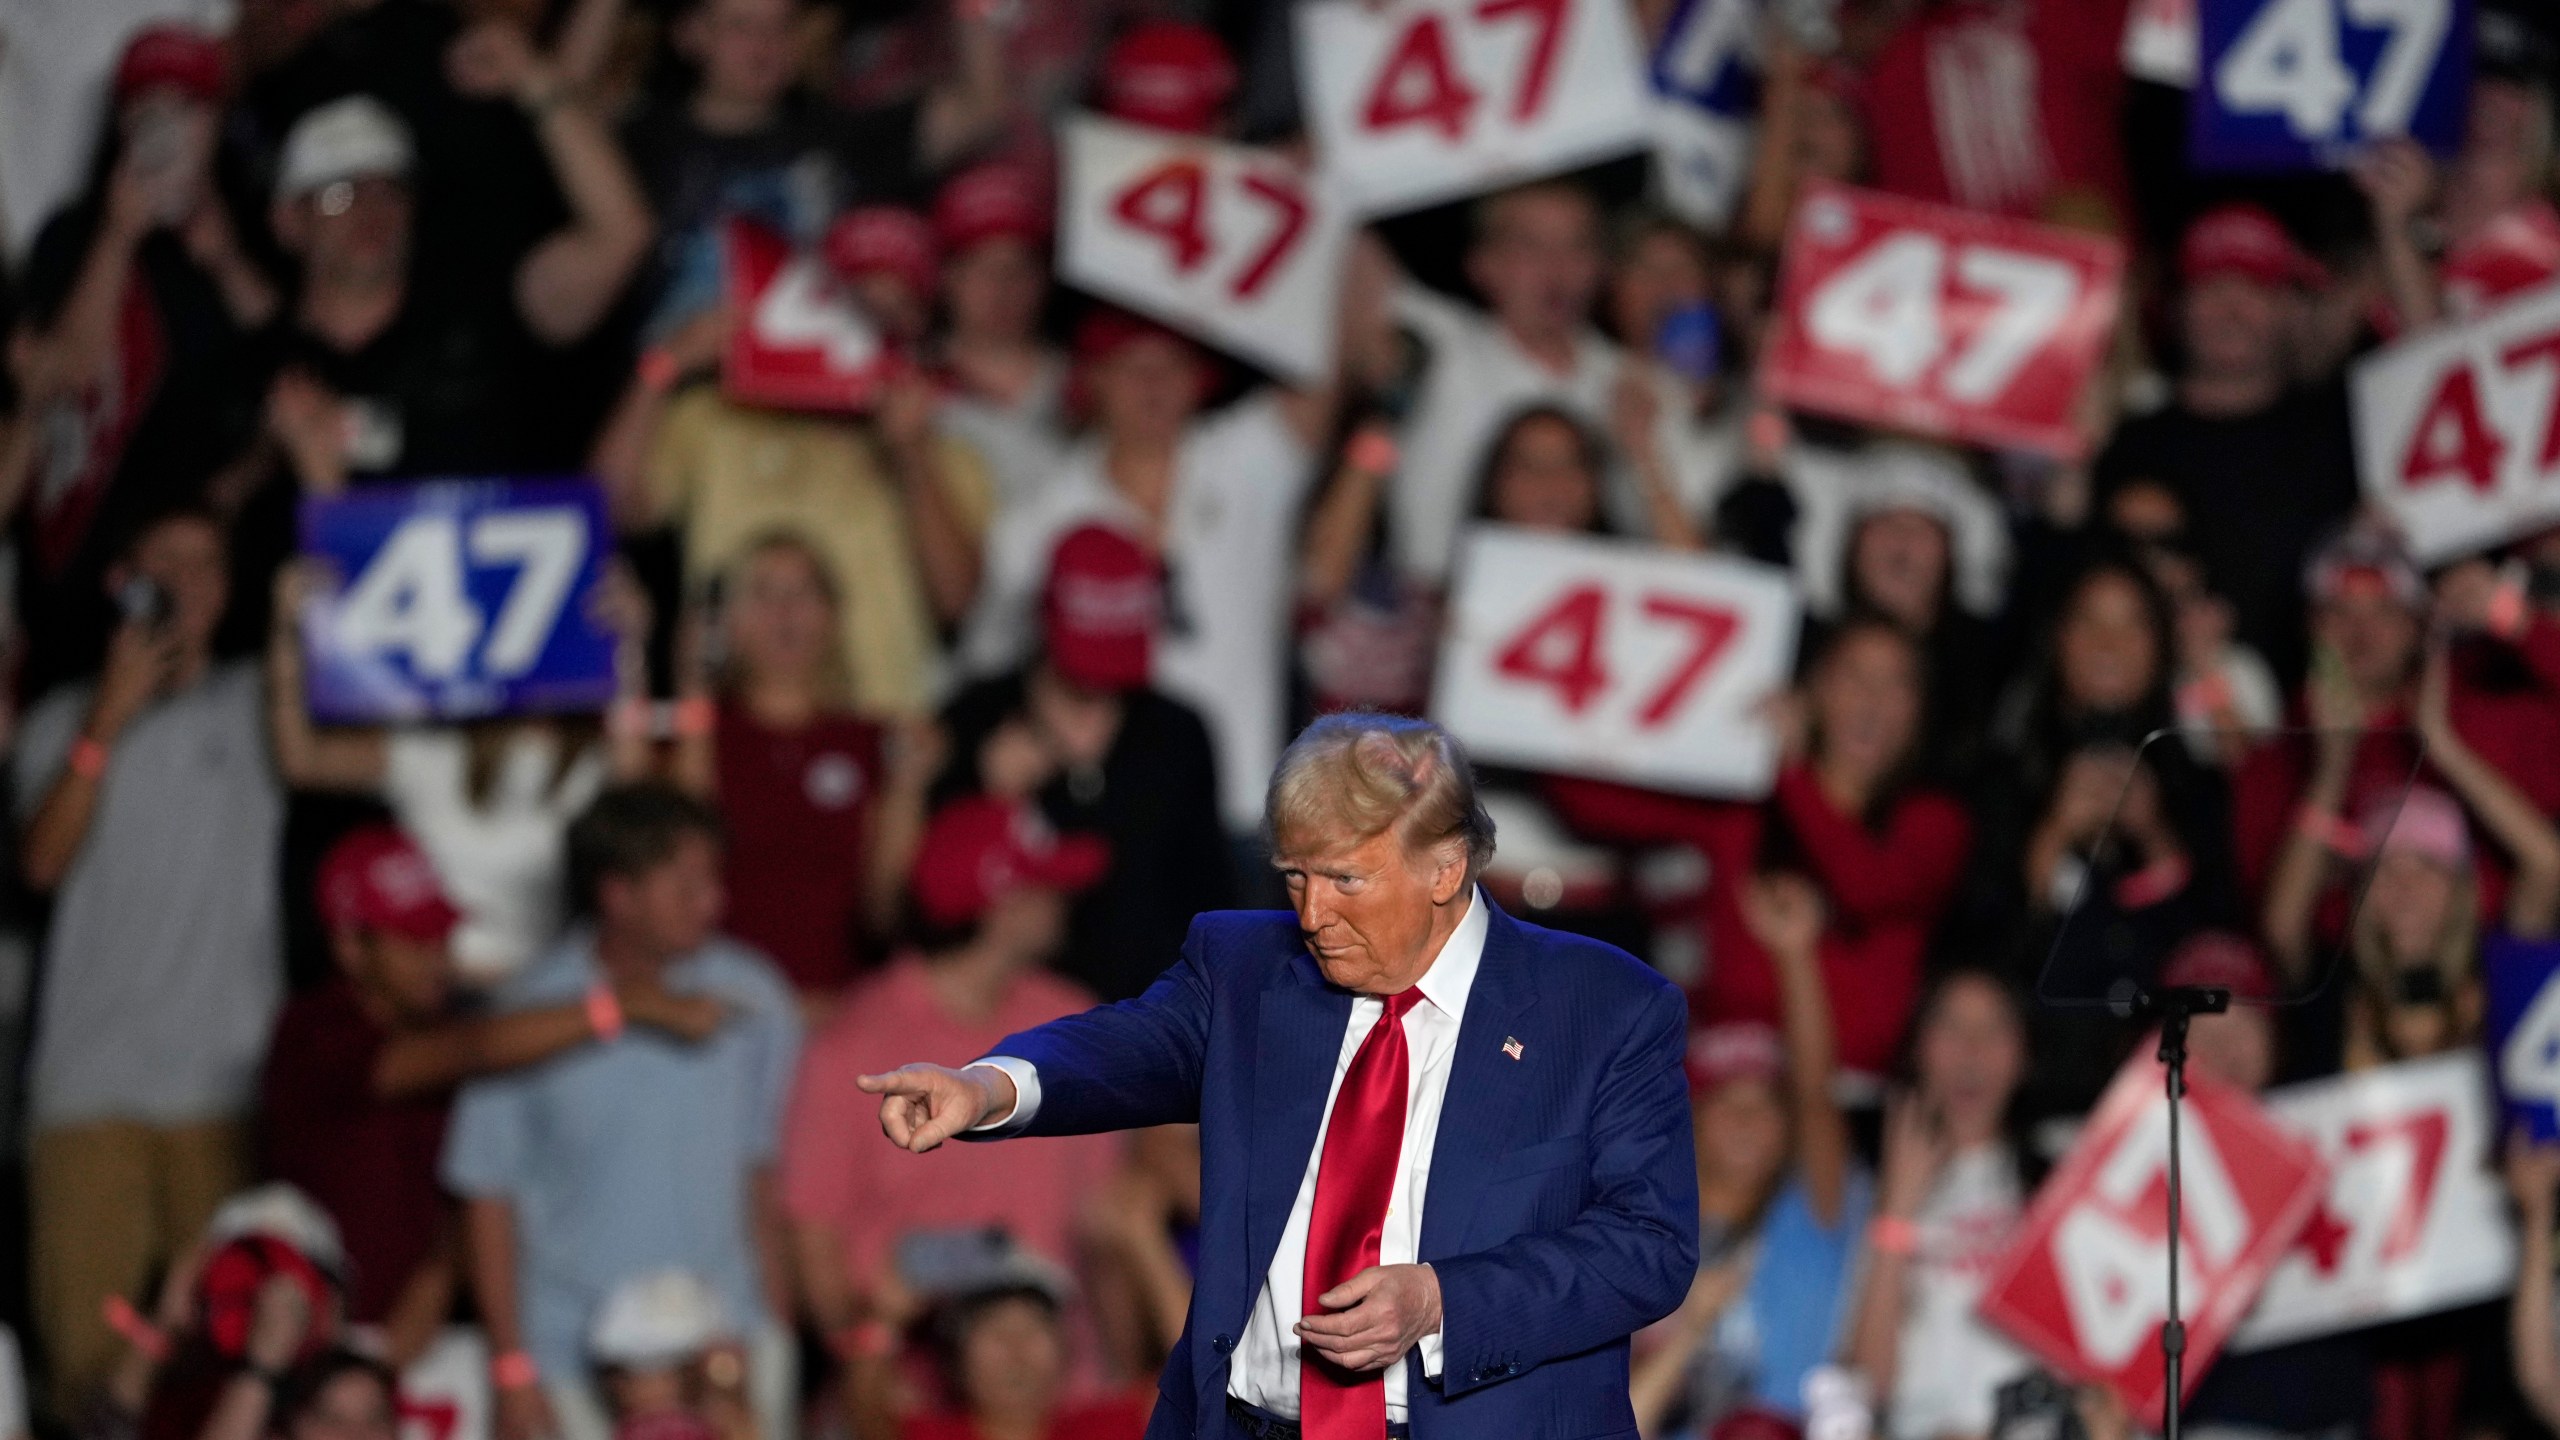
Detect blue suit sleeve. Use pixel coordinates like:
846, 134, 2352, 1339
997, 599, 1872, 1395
1430, 979, 1700, 1395
971, 916, 1219, 1139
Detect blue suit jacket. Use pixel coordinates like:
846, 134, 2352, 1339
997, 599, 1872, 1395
980, 901, 1699, 1439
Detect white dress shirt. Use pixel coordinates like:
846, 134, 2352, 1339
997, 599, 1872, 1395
973, 889, 1490, 1422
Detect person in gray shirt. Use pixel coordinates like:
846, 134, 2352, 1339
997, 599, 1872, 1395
11, 507, 282, 1416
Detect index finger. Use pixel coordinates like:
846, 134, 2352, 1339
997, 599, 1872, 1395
855, 1070, 924, 1095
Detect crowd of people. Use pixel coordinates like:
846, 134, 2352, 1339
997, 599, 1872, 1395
0, 0, 2557, 1437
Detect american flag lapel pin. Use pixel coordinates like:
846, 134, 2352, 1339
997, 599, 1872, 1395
1502, 1036, 1524, 1061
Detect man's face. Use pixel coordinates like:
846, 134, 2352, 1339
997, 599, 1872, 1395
2315, 589, 2423, 695
684, 0, 799, 110
351, 929, 458, 1023
121, 516, 229, 648
2179, 272, 2288, 384
601, 834, 727, 959
1088, 334, 1204, 448
1466, 189, 1603, 346
287, 177, 413, 285
943, 237, 1047, 343
1274, 827, 1462, 995
956, 1297, 1064, 1422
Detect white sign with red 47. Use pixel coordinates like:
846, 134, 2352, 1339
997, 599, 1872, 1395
2354, 278, 2560, 563
1295, 0, 1653, 218
1059, 115, 1351, 382
2229, 1050, 2515, 1351
1432, 526, 1801, 798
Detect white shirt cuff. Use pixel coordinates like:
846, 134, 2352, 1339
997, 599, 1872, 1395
964, 1058, 1040, 1133
1419, 1328, 1443, 1379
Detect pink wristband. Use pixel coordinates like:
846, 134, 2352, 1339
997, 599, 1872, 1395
491, 1350, 539, 1390
2488, 577, 2529, 639
1869, 1215, 1920, 1257
2294, 803, 2368, 859
1343, 428, 1400, 477
585, 984, 625, 1042
69, 736, 110, 781
102, 1295, 169, 1363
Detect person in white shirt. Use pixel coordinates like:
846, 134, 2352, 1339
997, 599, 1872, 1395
957, 308, 1331, 846
851, 712, 1698, 1439
1382, 182, 1704, 583
930, 161, 1071, 511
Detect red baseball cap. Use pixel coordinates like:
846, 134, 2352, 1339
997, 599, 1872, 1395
317, 825, 460, 941
1685, 1022, 1785, 1095
1072, 306, 1199, 368
1042, 524, 1161, 692
933, 162, 1050, 255
2179, 203, 2321, 289
910, 798, 1111, 929
823, 206, 938, 299
1098, 20, 1237, 135
115, 25, 227, 106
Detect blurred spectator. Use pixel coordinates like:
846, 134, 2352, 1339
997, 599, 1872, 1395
7, 25, 276, 695
617, 0, 1008, 338
666, 534, 932, 1006
247, 56, 650, 496
930, 163, 1069, 512
265, 561, 657, 981
1631, 877, 1866, 1437
593, 325, 993, 718
1093, 20, 1237, 137
2265, 645, 2560, 1065
2509, 1139, 2560, 1433
138, 1185, 349, 1440
260, 824, 724, 1362
587, 1270, 757, 1440
2359, 68, 2560, 330
1076, 1125, 1201, 1384
956, 310, 1331, 851
12, 506, 276, 1418
1381, 182, 1698, 583
895, 1251, 1147, 1440
444, 784, 801, 1440
2095, 206, 2359, 687
263, 1351, 399, 1440
780, 794, 1118, 1411
1552, 620, 1970, 1074
932, 524, 1231, 1002
1844, 969, 2039, 1440
826, 207, 939, 349
2150, 538, 2283, 769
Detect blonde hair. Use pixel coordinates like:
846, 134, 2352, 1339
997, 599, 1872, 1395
1264, 713, 1496, 882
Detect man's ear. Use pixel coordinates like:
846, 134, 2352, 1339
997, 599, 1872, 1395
1430, 841, 1469, 906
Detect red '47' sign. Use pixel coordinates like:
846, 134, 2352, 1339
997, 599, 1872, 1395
1059, 116, 1350, 383
1977, 1045, 2327, 1429
1431, 526, 1801, 798
721, 218, 893, 413
1761, 183, 2126, 458
2353, 278, 2560, 563
1295, 0, 1653, 217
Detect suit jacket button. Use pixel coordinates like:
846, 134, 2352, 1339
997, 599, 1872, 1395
1213, 1334, 1235, 1355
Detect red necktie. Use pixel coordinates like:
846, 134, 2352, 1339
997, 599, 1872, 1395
1301, 988, 1423, 1440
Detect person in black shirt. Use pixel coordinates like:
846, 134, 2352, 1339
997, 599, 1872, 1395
2095, 204, 2361, 689
619, 0, 1009, 340
929, 524, 1234, 1002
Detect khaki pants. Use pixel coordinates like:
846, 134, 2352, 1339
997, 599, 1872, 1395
31, 1119, 247, 1416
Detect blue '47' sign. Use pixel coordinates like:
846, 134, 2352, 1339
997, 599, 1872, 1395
2486, 933, 2560, 1142
2193, 0, 2471, 171
1649, 0, 1759, 229
298, 478, 618, 723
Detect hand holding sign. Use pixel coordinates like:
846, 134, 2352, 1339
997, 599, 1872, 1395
1761, 184, 2125, 458
722, 218, 893, 413
1296, 0, 1652, 217
2352, 281, 2560, 563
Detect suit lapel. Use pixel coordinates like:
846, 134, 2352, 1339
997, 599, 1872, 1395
1418, 901, 1541, 1262
1247, 947, 1353, 1298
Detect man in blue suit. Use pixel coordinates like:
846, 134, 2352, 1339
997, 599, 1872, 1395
858, 713, 1699, 1439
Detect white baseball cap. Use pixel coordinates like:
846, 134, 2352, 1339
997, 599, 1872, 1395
588, 1270, 732, 1370
205, 1183, 348, 1276
275, 95, 413, 202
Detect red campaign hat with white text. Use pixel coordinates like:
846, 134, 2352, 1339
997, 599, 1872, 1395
910, 797, 1111, 929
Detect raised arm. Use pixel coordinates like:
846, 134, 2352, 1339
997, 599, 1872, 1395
2415, 645, 2560, 937
264, 565, 390, 794
2510, 1140, 2560, 1431
1429, 980, 1699, 1396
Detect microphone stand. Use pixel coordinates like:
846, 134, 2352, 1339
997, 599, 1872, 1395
2115, 984, 2230, 1440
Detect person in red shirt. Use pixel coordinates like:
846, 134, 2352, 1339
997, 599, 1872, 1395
1858, 0, 2134, 225
780, 795, 1119, 1422
670, 533, 930, 1010
1548, 618, 1970, 1075
258, 825, 724, 1363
